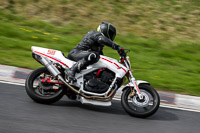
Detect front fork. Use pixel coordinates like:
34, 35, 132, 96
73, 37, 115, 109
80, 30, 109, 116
124, 60, 143, 100
130, 78, 143, 100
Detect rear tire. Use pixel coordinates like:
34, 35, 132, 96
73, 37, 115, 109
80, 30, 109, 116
25, 67, 65, 104
121, 84, 160, 118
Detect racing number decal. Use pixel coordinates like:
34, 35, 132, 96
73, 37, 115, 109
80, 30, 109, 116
47, 50, 56, 55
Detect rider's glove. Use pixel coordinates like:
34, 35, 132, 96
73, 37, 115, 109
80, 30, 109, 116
117, 47, 126, 57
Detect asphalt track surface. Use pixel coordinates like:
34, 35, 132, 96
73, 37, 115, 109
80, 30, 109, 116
0, 83, 199, 133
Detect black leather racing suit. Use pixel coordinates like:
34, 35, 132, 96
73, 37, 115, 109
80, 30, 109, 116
68, 30, 120, 68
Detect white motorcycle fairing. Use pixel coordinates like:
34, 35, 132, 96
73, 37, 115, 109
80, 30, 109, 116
124, 80, 150, 88
31, 46, 128, 78
32, 46, 75, 69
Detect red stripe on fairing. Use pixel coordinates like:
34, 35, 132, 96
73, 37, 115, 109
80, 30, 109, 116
121, 67, 127, 72
100, 57, 127, 72
114, 63, 120, 69
101, 57, 113, 63
33, 51, 69, 68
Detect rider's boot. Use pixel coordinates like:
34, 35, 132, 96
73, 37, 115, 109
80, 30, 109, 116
65, 59, 88, 82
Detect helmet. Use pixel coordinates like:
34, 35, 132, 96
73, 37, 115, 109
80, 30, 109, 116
97, 22, 116, 41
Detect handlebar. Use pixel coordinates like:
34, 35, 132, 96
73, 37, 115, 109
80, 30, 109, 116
120, 49, 131, 58
124, 49, 131, 54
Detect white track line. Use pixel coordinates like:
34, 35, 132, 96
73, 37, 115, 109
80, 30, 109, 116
0, 80, 25, 86
159, 104, 200, 113
1, 80, 200, 113
112, 98, 200, 113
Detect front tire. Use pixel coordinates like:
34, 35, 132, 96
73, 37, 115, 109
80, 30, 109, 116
121, 84, 160, 118
25, 67, 65, 104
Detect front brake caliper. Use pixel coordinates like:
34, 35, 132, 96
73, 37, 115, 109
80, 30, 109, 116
129, 89, 135, 98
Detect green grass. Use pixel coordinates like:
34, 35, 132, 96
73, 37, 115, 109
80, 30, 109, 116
0, 1, 200, 96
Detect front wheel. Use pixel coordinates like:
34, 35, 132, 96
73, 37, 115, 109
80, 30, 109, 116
25, 67, 65, 104
121, 84, 160, 118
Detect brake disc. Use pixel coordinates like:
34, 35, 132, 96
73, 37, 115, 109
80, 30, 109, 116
131, 90, 151, 107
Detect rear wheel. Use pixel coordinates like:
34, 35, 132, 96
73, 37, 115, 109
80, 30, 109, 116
121, 84, 160, 118
25, 67, 65, 104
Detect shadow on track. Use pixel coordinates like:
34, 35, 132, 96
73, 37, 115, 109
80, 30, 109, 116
147, 108, 179, 121
52, 99, 126, 115
51, 98, 179, 121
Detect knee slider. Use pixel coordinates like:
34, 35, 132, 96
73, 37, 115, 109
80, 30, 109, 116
87, 53, 100, 63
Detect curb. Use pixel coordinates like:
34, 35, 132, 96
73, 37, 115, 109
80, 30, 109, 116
0, 64, 200, 112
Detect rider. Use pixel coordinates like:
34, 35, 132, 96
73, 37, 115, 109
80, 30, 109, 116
66, 22, 126, 82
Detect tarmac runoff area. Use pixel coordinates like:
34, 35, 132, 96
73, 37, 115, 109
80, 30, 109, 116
0, 64, 200, 112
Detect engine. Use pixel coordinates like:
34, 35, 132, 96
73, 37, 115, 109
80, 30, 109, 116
83, 69, 115, 93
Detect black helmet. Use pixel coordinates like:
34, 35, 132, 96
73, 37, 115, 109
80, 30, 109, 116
97, 22, 116, 41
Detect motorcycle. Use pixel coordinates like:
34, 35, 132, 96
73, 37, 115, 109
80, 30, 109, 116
25, 46, 160, 118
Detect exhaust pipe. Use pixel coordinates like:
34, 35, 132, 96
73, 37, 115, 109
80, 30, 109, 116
57, 75, 79, 94
39, 56, 79, 94
40, 56, 61, 77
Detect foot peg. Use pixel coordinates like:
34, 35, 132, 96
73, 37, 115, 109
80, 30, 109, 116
65, 70, 77, 83
67, 76, 77, 83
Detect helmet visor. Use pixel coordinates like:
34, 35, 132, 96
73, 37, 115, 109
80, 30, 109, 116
109, 29, 116, 41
